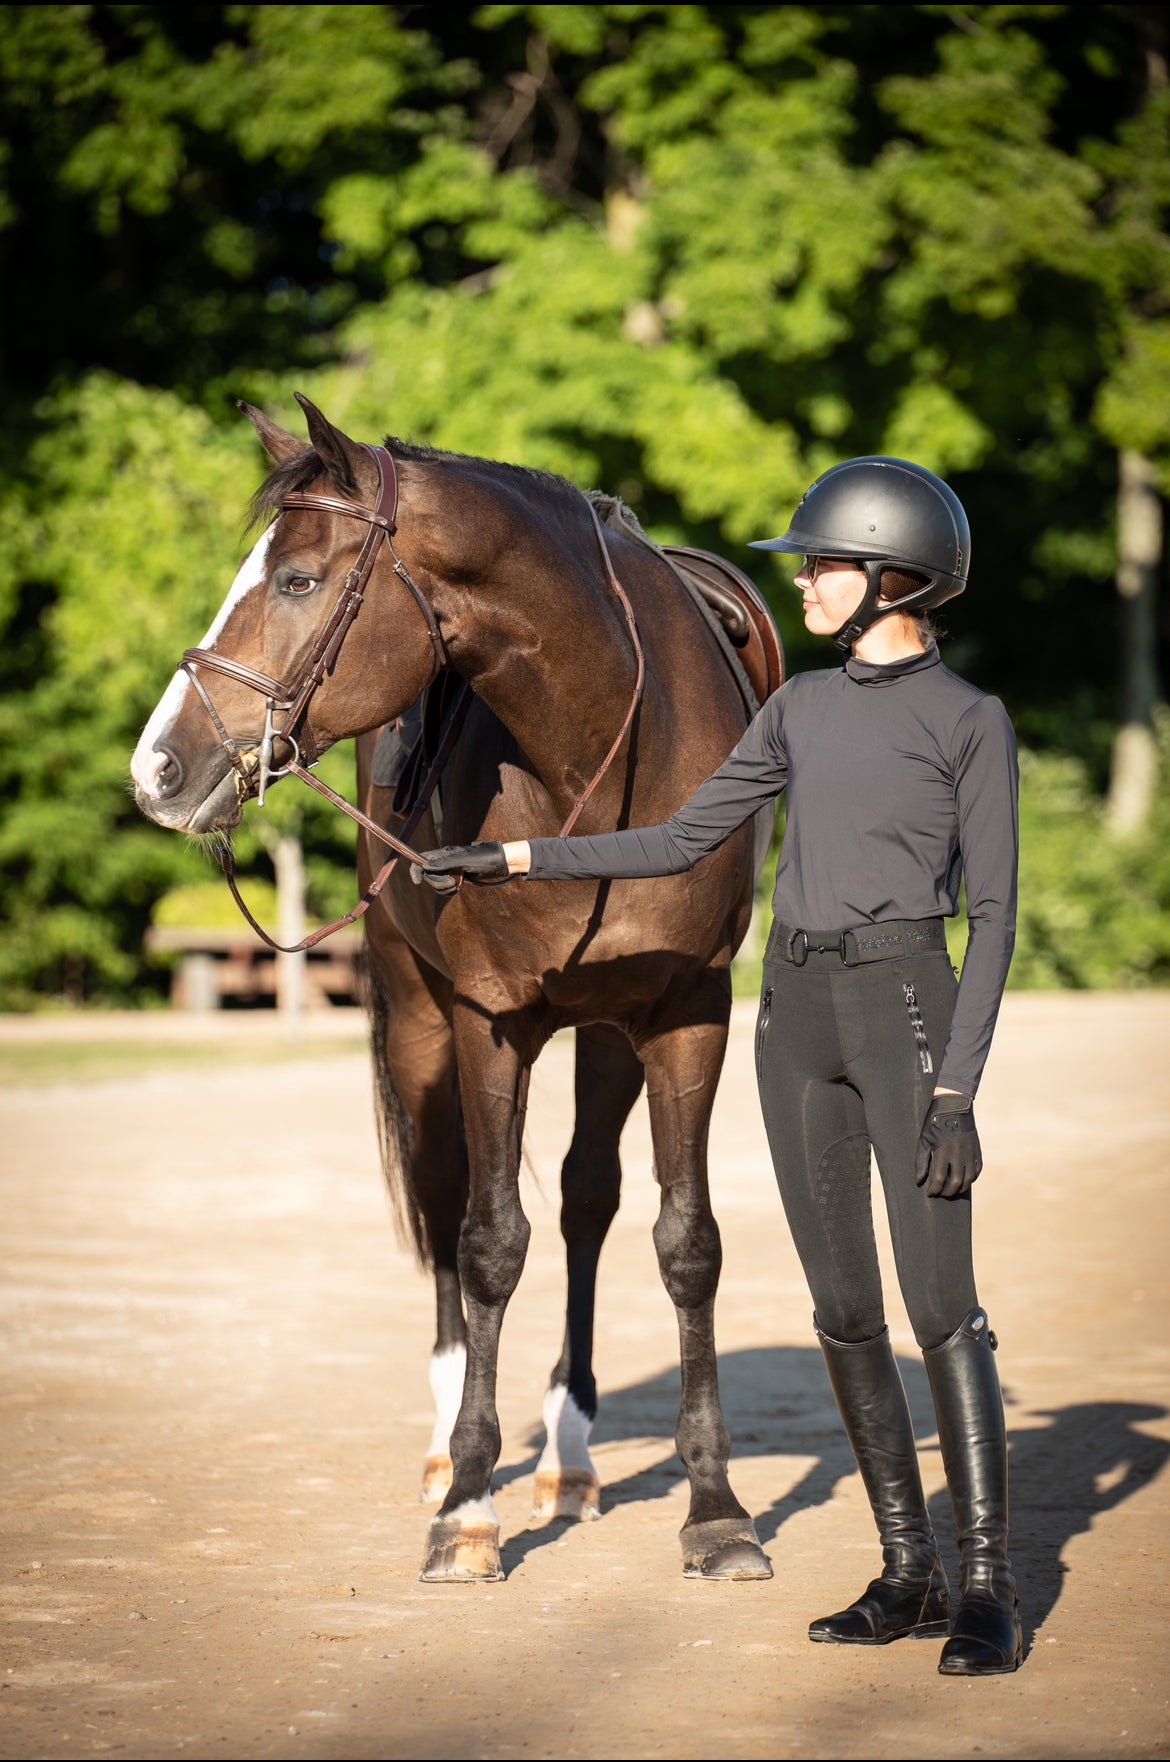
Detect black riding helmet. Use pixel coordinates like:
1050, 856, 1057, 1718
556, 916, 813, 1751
750, 456, 971, 651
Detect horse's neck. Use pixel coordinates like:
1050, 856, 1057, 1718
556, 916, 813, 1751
431, 495, 645, 814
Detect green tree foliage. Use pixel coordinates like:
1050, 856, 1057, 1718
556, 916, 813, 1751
0, 3, 1165, 1004
0, 377, 253, 1003
0, 374, 356, 1004
1012, 717, 1170, 988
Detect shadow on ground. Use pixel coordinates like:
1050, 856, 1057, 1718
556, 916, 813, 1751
495, 1345, 1168, 1653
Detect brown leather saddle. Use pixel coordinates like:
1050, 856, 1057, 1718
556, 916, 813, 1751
661, 543, 785, 710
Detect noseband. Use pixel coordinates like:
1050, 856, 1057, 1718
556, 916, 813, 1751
178, 445, 645, 952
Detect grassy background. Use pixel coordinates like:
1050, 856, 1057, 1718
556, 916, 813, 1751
0, 1028, 366, 1089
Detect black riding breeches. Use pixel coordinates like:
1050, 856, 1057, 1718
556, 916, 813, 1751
754, 935, 978, 1351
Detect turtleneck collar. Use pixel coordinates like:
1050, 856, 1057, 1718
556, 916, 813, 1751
845, 640, 941, 686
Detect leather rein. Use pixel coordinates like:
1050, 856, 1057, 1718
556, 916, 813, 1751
180, 444, 645, 953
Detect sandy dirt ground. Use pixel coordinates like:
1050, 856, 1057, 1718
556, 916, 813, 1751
1, 992, 1168, 1762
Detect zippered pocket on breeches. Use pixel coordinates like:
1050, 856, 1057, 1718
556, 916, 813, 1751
755, 984, 773, 1082
902, 981, 934, 1075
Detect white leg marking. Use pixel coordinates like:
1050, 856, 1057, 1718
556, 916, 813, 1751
131, 526, 275, 797
536, 1384, 596, 1478
427, 1343, 467, 1459
420, 1485, 503, 1579
444, 1492, 499, 1531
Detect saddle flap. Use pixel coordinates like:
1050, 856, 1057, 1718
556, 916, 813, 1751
371, 667, 464, 817
662, 544, 786, 706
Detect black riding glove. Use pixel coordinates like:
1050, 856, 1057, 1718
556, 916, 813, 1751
410, 842, 511, 893
914, 1093, 983, 1199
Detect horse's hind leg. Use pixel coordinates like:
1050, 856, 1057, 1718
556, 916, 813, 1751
638, 992, 772, 1581
533, 1024, 645, 1523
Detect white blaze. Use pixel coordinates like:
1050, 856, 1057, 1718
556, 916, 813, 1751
131, 525, 275, 796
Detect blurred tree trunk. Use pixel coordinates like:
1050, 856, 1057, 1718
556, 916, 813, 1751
273, 833, 307, 1030
1106, 450, 1163, 837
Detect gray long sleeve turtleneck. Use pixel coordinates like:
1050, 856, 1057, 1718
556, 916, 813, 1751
526, 643, 1019, 1097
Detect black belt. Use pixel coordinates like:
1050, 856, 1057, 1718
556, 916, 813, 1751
766, 918, 948, 968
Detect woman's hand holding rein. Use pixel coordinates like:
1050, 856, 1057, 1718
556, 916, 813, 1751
411, 840, 532, 892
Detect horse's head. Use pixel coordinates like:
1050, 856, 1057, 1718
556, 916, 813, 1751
132, 397, 444, 835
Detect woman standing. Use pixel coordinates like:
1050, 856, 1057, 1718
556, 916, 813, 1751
415, 457, 1023, 1677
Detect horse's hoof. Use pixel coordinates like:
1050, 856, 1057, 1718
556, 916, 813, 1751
419, 1514, 503, 1583
687, 1539, 774, 1581
419, 1454, 454, 1503
681, 1518, 773, 1581
532, 1468, 601, 1523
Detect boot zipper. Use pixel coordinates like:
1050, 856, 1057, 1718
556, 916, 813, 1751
903, 982, 934, 1075
756, 985, 773, 1081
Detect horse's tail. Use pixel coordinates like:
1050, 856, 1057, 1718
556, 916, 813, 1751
357, 946, 431, 1269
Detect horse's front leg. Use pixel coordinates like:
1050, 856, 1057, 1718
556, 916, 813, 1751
639, 999, 772, 1581
534, 1023, 645, 1523
419, 1017, 533, 1583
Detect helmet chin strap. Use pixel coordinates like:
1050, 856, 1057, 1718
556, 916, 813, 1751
831, 561, 933, 652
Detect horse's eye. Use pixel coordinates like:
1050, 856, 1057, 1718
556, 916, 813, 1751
284, 574, 317, 597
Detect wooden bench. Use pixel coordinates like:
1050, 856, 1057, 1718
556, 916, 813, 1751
144, 926, 363, 1012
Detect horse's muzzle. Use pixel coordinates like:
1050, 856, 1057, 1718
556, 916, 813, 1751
135, 760, 246, 836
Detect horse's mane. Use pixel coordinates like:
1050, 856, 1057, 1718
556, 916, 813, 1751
379, 435, 575, 500
586, 491, 659, 553
249, 435, 581, 532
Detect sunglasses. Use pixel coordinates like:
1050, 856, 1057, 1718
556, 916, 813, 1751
801, 556, 854, 582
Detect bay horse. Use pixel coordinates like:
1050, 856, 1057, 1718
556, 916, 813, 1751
132, 394, 784, 1583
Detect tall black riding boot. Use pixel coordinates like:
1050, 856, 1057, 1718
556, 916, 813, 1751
924, 1307, 1024, 1676
809, 1321, 949, 1645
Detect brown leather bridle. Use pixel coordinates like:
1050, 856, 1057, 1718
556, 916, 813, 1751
179, 444, 645, 952
182, 445, 443, 809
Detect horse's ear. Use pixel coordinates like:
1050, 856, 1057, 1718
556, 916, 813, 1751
294, 393, 374, 501
237, 401, 305, 465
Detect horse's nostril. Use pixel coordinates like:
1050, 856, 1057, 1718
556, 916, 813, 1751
156, 747, 184, 799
